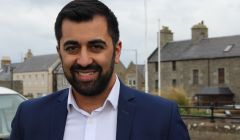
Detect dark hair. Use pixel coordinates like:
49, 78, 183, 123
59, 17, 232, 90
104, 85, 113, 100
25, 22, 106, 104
55, 0, 119, 46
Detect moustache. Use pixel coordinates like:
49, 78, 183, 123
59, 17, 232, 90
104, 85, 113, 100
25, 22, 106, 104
70, 63, 102, 72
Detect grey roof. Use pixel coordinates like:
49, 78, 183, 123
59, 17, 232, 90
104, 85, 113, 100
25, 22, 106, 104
13, 54, 59, 73
149, 35, 240, 62
0, 68, 11, 81
196, 87, 234, 96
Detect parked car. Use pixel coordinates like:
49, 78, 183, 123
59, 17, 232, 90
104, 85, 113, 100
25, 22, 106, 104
0, 87, 26, 140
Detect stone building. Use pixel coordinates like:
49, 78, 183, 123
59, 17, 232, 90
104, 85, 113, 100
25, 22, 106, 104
53, 64, 68, 91
13, 50, 60, 97
123, 62, 145, 91
0, 56, 23, 93
0, 56, 12, 81
148, 21, 240, 102
114, 61, 126, 81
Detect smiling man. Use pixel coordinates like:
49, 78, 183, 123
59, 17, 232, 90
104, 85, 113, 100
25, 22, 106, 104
10, 0, 190, 140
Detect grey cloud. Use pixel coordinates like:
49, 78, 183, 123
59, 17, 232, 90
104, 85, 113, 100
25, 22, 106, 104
1, 0, 240, 66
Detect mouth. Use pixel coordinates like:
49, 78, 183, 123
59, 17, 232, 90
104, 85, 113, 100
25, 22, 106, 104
74, 70, 99, 82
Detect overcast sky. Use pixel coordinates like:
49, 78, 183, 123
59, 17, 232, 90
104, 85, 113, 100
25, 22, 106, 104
1, 0, 240, 67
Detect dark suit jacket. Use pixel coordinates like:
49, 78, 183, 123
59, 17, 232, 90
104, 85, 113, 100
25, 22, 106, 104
10, 83, 190, 140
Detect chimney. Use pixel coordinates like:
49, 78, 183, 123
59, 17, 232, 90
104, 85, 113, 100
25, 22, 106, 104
1, 56, 11, 72
24, 49, 33, 61
191, 21, 208, 44
160, 26, 173, 47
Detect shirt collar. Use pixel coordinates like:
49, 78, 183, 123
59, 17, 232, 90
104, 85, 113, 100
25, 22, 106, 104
67, 75, 120, 112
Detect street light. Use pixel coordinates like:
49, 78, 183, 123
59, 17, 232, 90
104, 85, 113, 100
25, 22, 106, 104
157, 20, 161, 96
144, 0, 149, 93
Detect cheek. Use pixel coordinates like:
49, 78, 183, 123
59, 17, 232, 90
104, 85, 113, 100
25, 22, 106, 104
94, 55, 112, 71
61, 57, 74, 71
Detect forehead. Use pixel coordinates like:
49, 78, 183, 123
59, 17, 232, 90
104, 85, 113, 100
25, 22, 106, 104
61, 16, 109, 40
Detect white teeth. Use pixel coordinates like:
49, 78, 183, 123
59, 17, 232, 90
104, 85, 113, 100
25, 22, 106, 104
78, 72, 95, 75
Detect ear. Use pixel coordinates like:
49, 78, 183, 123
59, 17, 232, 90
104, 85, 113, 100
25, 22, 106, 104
56, 45, 62, 59
114, 41, 122, 64
56, 45, 60, 53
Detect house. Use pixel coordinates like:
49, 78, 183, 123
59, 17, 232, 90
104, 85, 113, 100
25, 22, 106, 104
0, 56, 11, 81
0, 56, 23, 93
13, 50, 60, 97
123, 61, 145, 91
148, 21, 240, 102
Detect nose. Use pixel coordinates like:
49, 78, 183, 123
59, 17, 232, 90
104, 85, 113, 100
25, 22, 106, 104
76, 47, 93, 67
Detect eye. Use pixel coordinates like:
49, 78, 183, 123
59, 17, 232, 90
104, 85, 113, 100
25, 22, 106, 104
89, 43, 105, 52
64, 45, 80, 54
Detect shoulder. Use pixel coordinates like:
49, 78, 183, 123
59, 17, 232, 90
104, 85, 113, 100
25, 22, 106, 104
133, 88, 177, 110
120, 86, 181, 130
121, 85, 177, 112
19, 88, 68, 111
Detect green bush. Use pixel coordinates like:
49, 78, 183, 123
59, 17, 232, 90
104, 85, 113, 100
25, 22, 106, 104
161, 87, 190, 106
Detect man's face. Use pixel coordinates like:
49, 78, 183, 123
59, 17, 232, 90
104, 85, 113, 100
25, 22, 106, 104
57, 16, 121, 96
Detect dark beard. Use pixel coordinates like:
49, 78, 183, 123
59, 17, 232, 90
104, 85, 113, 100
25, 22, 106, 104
63, 54, 115, 97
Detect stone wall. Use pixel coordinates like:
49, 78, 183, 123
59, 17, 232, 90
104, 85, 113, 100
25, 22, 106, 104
13, 72, 52, 97
0, 80, 23, 94
148, 58, 240, 102
148, 63, 158, 94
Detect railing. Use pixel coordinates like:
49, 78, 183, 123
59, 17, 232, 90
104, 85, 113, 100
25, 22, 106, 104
179, 105, 240, 123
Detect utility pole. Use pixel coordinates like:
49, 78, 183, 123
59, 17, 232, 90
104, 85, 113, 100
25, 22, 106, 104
157, 19, 161, 96
144, 0, 149, 93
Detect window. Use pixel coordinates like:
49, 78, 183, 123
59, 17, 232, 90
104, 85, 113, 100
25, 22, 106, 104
133, 80, 136, 85
224, 44, 233, 52
128, 80, 132, 86
127, 77, 136, 88
218, 68, 225, 84
193, 69, 199, 85
172, 61, 176, 71
172, 79, 177, 87
155, 62, 158, 72
63, 78, 69, 86
155, 80, 158, 90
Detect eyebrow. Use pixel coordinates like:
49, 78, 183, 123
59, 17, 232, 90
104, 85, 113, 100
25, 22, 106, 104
88, 39, 107, 46
63, 40, 79, 48
62, 39, 107, 49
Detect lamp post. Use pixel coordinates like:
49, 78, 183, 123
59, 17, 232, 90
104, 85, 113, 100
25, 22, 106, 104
144, 0, 149, 93
157, 20, 161, 96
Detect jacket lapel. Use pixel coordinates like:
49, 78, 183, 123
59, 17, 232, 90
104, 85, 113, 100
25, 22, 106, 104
50, 90, 68, 140
116, 83, 136, 140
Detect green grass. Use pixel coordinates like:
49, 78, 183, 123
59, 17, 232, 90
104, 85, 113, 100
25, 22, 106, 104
180, 108, 210, 116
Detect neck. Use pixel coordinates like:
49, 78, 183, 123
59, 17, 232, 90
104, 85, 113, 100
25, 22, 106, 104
73, 75, 116, 113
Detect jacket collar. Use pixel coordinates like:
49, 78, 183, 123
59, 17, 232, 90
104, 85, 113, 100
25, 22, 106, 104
116, 81, 136, 140
50, 89, 68, 140
50, 82, 137, 140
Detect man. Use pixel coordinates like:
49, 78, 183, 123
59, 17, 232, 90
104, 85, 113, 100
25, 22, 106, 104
10, 0, 190, 140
